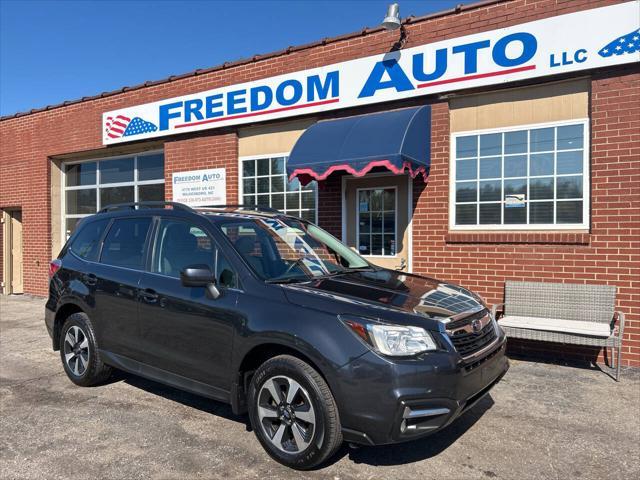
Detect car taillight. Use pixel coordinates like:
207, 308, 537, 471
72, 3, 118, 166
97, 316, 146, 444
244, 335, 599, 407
49, 259, 62, 279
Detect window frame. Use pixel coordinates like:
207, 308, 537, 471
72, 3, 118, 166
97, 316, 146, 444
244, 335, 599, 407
449, 119, 590, 231
238, 152, 318, 222
355, 186, 398, 258
62, 150, 164, 241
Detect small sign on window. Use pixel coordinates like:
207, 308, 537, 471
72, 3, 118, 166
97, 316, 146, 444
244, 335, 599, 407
505, 194, 526, 208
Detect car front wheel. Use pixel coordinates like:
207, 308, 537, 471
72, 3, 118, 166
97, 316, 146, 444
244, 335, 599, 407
248, 355, 342, 470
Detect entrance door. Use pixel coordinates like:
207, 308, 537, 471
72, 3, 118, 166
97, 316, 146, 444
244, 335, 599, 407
344, 175, 410, 271
5, 210, 24, 294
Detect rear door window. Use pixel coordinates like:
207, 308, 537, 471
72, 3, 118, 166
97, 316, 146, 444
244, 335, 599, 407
68, 218, 110, 261
100, 217, 152, 269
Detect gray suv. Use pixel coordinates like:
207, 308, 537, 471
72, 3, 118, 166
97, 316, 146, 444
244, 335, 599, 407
46, 202, 508, 469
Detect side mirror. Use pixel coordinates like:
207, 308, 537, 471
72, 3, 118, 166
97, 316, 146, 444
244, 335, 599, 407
180, 264, 220, 299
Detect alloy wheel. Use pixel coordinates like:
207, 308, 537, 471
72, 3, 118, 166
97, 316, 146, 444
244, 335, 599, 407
63, 325, 89, 376
257, 375, 316, 453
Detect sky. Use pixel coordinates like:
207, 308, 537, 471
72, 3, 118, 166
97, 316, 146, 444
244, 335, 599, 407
0, 0, 463, 116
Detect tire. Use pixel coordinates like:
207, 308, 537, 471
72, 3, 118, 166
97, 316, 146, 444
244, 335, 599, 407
248, 355, 343, 470
59, 312, 112, 386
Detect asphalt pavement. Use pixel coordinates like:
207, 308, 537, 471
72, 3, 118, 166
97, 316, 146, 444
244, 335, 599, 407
1, 294, 638, 480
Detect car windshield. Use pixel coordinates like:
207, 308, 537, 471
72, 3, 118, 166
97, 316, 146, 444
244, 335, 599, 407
217, 216, 372, 283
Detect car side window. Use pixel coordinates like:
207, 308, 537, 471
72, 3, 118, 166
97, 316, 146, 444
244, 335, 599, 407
152, 219, 215, 278
100, 217, 152, 269
69, 218, 110, 261
215, 249, 238, 289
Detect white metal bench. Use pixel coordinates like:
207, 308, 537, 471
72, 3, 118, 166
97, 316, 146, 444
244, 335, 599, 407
492, 281, 625, 381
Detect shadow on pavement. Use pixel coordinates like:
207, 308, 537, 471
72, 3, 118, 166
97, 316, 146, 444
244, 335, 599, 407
109, 370, 251, 429
106, 368, 495, 468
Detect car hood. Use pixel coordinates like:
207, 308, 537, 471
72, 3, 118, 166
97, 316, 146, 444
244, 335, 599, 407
281, 268, 486, 325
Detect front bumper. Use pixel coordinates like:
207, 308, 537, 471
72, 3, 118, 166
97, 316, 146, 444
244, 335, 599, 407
334, 333, 508, 446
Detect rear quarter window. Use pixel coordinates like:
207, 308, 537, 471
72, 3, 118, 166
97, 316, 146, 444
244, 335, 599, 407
68, 218, 110, 262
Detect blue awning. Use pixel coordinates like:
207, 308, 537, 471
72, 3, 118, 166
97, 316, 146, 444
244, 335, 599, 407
287, 105, 431, 185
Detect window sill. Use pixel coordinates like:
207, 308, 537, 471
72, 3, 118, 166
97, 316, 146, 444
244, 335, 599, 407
445, 231, 590, 245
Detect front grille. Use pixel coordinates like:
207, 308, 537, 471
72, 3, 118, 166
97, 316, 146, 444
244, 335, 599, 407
446, 308, 487, 330
447, 311, 497, 358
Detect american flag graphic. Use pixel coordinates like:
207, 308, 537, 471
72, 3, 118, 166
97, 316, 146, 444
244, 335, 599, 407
598, 28, 640, 58
105, 115, 158, 139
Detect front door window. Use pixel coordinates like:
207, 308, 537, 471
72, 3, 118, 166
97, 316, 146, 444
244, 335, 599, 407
357, 188, 396, 256
344, 175, 410, 271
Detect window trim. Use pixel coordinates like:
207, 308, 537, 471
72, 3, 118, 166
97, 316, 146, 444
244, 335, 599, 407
61, 150, 164, 242
238, 153, 319, 222
355, 185, 398, 258
449, 119, 590, 231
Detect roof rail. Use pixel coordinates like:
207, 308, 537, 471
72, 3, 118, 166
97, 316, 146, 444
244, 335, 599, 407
98, 201, 194, 213
196, 204, 281, 214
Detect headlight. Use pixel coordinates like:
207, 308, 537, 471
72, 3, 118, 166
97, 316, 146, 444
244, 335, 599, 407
341, 316, 437, 356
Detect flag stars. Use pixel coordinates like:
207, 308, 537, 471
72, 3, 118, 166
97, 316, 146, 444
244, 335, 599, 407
122, 117, 158, 137
599, 29, 640, 58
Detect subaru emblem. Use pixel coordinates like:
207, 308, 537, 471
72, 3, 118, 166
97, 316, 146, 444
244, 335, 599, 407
471, 319, 482, 334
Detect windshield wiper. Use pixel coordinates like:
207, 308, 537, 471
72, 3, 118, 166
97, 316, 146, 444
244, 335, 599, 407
265, 277, 309, 284
313, 266, 375, 280
339, 266, 376, 273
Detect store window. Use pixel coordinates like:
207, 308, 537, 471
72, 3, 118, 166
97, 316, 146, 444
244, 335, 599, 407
64, 152, 164, 238
240, 155, 317, 222
451, 121, 588, 229
357, 188, 396, 256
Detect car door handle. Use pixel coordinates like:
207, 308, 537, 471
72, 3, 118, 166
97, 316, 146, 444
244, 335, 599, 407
83, 273, 98, 286
140, 288, 159, 303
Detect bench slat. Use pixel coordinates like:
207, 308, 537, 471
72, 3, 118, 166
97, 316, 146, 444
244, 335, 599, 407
499, 315, 611, 337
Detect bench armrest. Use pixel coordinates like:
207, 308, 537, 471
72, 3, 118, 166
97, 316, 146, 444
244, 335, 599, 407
613, 311, 625, 338
491, 303, 505, 320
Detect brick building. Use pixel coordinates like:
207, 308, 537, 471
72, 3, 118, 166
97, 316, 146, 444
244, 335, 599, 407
1, 0, 639, 366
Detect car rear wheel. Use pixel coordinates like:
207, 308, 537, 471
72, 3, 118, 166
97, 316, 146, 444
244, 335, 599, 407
59, 312, 112, 386
248, 355, 342, 470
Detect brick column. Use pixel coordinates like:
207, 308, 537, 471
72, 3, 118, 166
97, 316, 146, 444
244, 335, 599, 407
164, 131, 239, 204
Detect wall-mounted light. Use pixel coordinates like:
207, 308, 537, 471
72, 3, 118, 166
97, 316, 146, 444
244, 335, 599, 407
382, 3, 407, 51
382, 3, 401, 30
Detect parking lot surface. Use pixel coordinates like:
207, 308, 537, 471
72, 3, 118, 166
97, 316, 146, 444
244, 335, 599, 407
1, 294, 638, 479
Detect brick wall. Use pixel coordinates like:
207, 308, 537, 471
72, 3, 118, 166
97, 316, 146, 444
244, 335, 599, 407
164, 131, 239, 203
317, 173, 344, 239
1, 0, 638, 365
